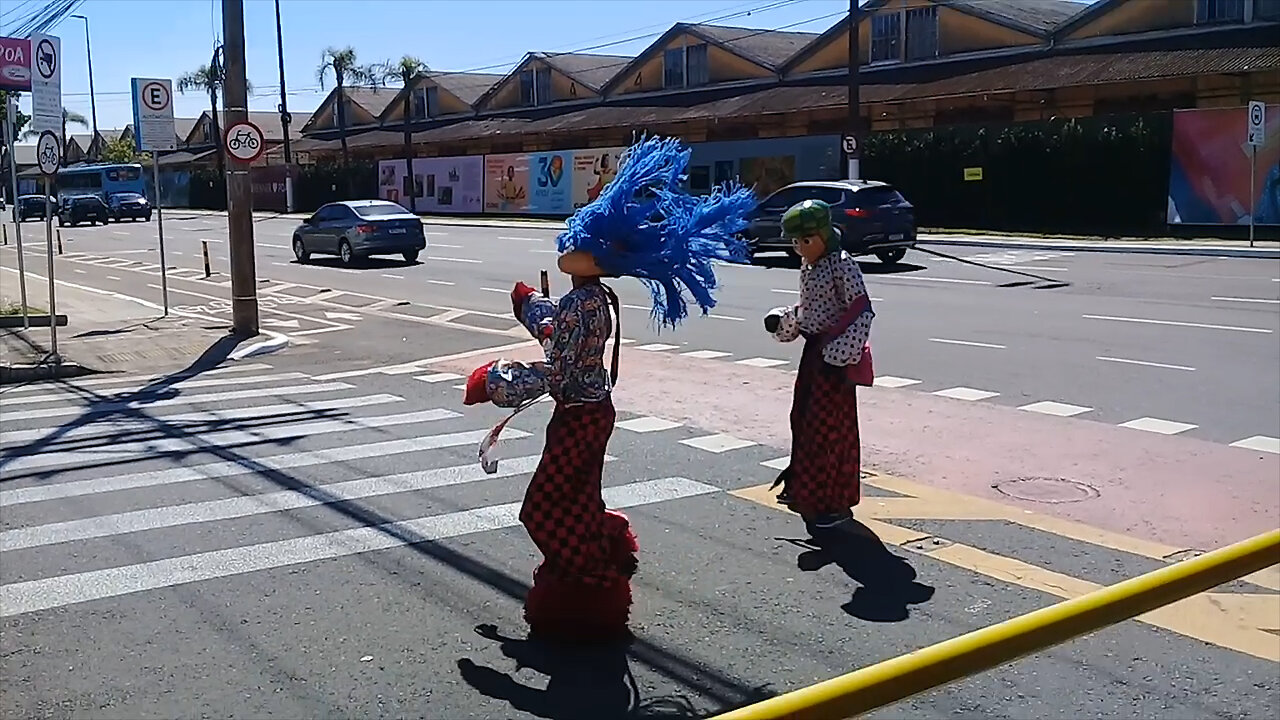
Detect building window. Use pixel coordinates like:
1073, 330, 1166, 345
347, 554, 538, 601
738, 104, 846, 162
518, 67, 553, 106
870, 13, 901, 63
905, 6, 939, 61
663, 43, 710, 89
1257, 0, 1280, 20
1196, 0, 1245, 22
410, 86, 440, 119
663, 47, 684, 88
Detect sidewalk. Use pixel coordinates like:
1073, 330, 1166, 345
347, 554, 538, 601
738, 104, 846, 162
173, 209, 1279, 257
0, 258, 251, 384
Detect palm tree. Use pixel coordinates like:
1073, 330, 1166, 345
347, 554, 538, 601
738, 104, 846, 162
317, 46, 383, 167
22, 108, 88, 166
383, 55, 428, 212
177, 64, 252, 179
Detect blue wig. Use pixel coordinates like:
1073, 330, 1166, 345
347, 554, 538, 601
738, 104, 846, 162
557, 135, 757, 329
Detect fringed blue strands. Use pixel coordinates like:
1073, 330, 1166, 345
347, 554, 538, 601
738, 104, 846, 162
557, 135, 758, 329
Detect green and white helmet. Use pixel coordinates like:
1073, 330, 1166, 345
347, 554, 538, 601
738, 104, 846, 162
781, 199, 839, 254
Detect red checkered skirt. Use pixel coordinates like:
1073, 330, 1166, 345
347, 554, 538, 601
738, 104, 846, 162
786, 337, 862, 519
518, 398, 637, 642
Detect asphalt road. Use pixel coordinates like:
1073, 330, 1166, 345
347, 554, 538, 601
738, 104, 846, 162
2, 318, 1276, 720
9, 211, 1278, 450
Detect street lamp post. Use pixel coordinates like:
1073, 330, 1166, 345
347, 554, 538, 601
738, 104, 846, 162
69, 14, 100, 160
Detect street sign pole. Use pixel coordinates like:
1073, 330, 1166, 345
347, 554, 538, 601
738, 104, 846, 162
1246, 101, 1266, 248
37, 130, 60, 362
221, 0, 260, 338
3, 96, 29, 329
131, 77, 176, 314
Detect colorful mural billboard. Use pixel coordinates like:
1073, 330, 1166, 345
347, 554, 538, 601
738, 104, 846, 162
1168, 106, 1280, 225
483, 147, 626, 214
378, 155, 484, 214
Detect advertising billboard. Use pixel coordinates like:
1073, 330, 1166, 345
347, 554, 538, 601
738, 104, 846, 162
378, 155, 484, 214
483, 147, 626, 215
0, 37, 31, 92
1168, 106, 1280, 225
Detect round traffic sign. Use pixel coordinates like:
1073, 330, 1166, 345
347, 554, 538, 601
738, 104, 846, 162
842, 135, 858, 154
224, 120, 265, 163
34, 38, 55, 80
36, 130, 60, 175
142, 81, 170, 111
1250, 103, 1264, 127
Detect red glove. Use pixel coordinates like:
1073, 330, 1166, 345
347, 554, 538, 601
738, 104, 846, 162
462, 361, 495, 405
511, 282, 537, 320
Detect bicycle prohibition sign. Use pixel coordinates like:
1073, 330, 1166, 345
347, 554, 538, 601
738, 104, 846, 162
223, 120, 266, 163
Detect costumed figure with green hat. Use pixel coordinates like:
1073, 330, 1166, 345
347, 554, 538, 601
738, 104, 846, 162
460, 136, 756, 643
763, 199, 876, 534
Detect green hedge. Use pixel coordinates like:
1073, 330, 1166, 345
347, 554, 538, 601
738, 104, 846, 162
862, 112, 1172, 235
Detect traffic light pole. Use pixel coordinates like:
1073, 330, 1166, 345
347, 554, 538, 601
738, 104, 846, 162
221, 0, 259, 337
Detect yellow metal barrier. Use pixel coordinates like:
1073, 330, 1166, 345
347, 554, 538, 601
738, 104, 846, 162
712, 529, 1280, 720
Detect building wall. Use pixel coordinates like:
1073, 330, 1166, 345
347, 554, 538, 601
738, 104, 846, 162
613, 33, 774, 96
686, 135, 841, 197
1065, 0, 1195, 40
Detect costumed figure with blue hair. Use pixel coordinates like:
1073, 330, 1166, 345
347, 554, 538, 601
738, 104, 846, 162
461, 136, 756, 643
764, 199, 876, 535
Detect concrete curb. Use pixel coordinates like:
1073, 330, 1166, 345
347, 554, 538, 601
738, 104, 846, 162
919, 237, 1280, 259
0, 361, 98, 385
228, 330, 290, 361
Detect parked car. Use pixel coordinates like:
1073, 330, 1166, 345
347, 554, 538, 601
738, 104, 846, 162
291, 200, 427, 266
742, 180, 917, 265
57, 194, 111, 227
107, 192, 152, 222
16, 195, 53, 222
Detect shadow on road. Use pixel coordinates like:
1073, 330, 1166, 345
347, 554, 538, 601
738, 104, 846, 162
296, 256, 423, 271
751, 253, 927, 276
788, 520, 936, 623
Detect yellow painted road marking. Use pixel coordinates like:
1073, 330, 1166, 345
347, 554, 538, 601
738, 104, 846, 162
733, 475, 1280, 662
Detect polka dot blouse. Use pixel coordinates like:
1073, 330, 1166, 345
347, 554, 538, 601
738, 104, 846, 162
769, 250, 874, 366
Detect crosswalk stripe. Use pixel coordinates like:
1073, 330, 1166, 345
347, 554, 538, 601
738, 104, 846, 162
0, 394, 406, 447
4, 454, 607, 551
0, 363, 274, 396
1, 427, 526, 506
1, 409, 460, 475
0, 477, 718, 618
6, 382, 355, 423
4, 372, 309, 407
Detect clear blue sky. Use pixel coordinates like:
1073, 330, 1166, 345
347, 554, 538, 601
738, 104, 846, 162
2, 0, 1093, 137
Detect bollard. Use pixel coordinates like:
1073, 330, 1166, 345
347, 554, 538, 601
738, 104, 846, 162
2, 223, 7, 245
202, 240, 211, 278
56, 228, 62, 255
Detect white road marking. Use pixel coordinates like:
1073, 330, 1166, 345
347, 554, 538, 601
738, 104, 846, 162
761, 457, 789, 471
498, 236, 547, 242
427, 279, 455, 286
6, 383, 355, 423
1229, 436, 1280, 454
381, 273, 404, 279
634, 343, 679, 352
105, 275, 121, 281
1211, 296, 1280, 305
873, 376, 922, 388
929, 338, 1006, 349
616, 416, 683, 433
272, 261, 290, 267
1096, 356, 1196, 372
894, 276, 992, 286
709, 314, 745, 322
1019, 401, 1093, 417
736, 357, 788, 368
481, 287, 507, 294
530, 249, 559, 254
428, 256, 481, 264
431, 243, 462, 249
4, 372, 308, 407
622, 304, 650, 311
681, 433, 757, 453
414, 372, 463, 383
0, 429, 523, 507
0, 478, 714, 617
1118, 417, 1197, 435
770, 288, 799, 295
683, 350, 731, 360
933, 387, 999, 401
261, 243, 288, 249
73, 269, 86, 274
1082, 314, 1272, 334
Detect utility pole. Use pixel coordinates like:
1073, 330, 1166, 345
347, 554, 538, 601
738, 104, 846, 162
274, 0, 295, 212
221, 0, 259, 337
71, 15, 99, 160
846, 0, 863, 181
